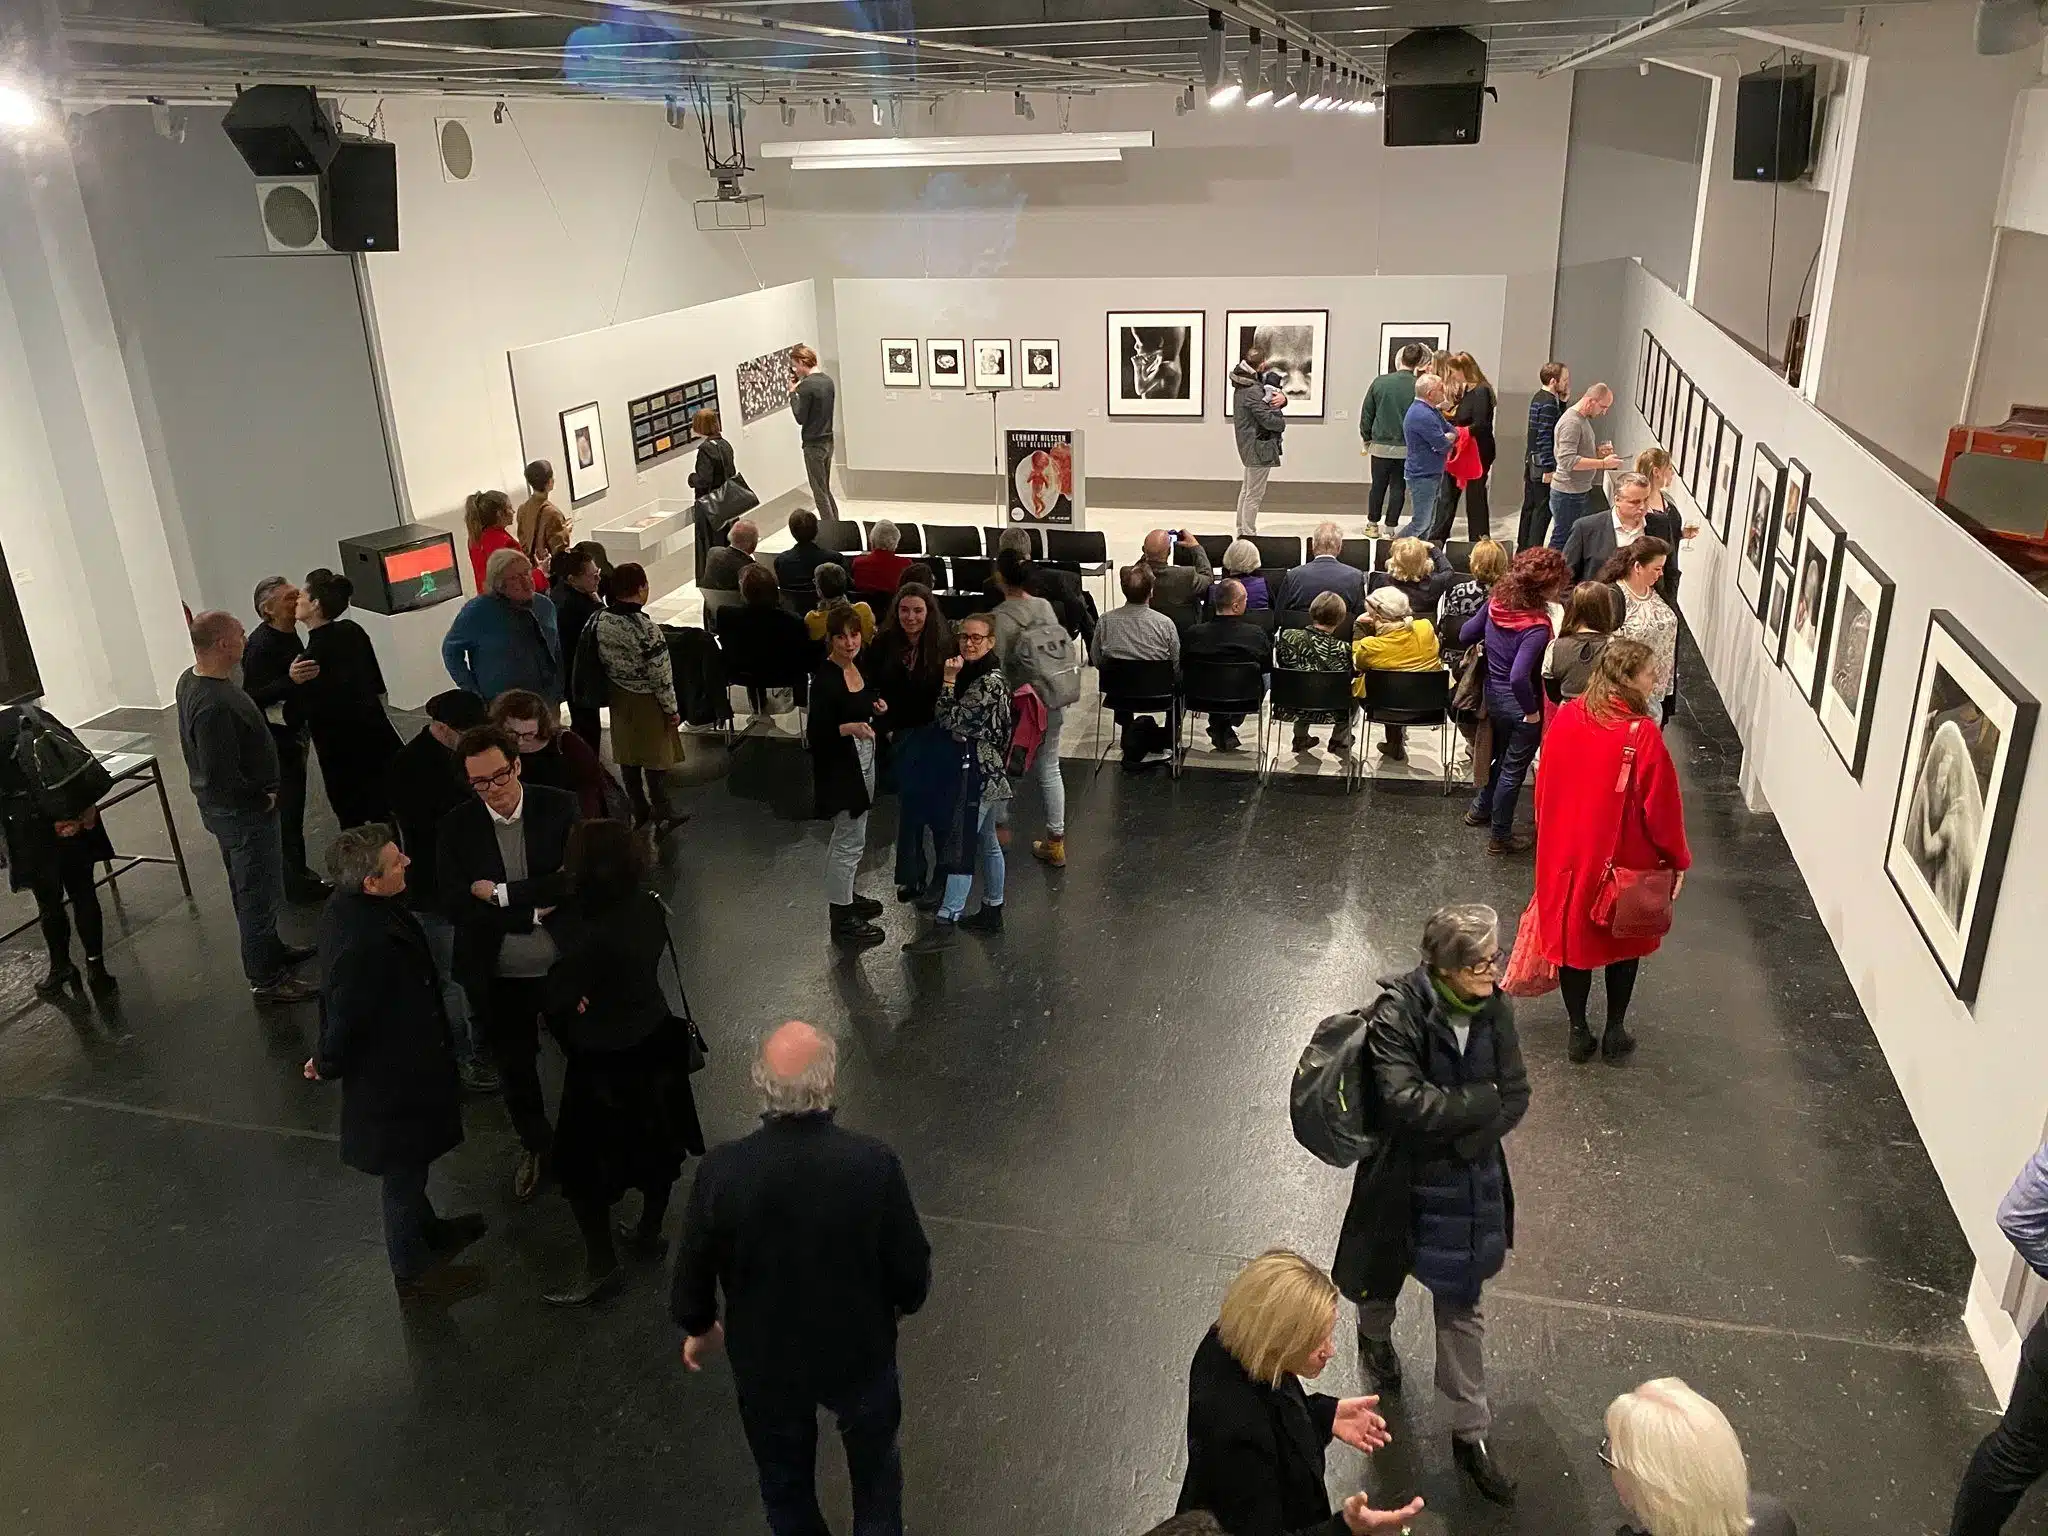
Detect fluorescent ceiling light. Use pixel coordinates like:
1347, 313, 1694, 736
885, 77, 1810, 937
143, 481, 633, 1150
762, 132, 1153, 171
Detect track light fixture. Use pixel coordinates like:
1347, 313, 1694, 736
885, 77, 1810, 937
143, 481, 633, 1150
779, 97, 795, 126
1200, 10, 1240, 107
1014, 90, 1035, 120
1241, 26, 1269, 107
872, 98, 883, 126
1273, 44, 1303, 109
1303, 57, 1324, 108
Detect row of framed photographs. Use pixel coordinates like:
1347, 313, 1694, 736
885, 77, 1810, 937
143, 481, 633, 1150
882, 337, 1061, 394
1638, 326, 2040, 1004
1638, 331, 1741, 541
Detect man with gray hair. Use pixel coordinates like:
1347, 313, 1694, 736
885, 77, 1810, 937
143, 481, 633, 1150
1397, 373, 1459, 540
1277, 521, 1366, 615
440, 548, 562, 704
673, 1020, 931, 1536
701, 518, 772, 596
1560, 468, 1656, 584
240, 574, 329, 902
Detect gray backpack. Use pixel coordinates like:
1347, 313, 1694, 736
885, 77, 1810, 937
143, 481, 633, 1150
1010, 615, 1082, 711
1290, 1008, 1385, 1168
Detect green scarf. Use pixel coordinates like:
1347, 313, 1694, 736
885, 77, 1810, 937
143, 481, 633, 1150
1431, 973, 1486, 1016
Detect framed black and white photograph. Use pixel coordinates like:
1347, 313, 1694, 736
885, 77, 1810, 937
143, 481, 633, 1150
558, 401, 607, 503
1379, 320, 1449, 376
1695, 403, 1724, 521
1781, 498, 1845, 706
1885, 611, 2039, 1002
1109, 310, 1204, 418
927, 338, 966, 389
1020, 339, 1060, 390
1766, 556, 1796, 662
1819, 542, 1894, 780
1646, 349, 1667, 439
1710, 419, 1743, 543
1636, 332, 1656, 414
881, 338, 919, 389
1685, 393, 1712, 494
1779, 457, 1811, 553
1675, 379, 1696, 480
1226, 309, 1328, 420
1738, 445, 1784, 616
972, 338, 1014, 391
1662, 366, 1685, 454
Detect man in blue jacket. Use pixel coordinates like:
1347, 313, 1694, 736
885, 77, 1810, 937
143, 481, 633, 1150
1397, 374, 1458, 540
441, 549, 562, 705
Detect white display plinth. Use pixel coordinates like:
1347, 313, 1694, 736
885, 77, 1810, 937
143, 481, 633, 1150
594, 497, 695, 553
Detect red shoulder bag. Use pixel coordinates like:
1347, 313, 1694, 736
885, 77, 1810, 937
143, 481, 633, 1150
1587, 718, 1677, 940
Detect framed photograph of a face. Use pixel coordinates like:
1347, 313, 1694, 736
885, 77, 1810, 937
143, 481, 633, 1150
1380, 321, 1449, 375
1711, 420, 1743, 543
1109, 311, 1203, 417
1636, 332, 1655, 414
1779, 457, 1811, 552
1781, 498, 1844, 705
558, 401, 607, 503
1885, 611, 2039, 1002
927, 338, 965, 389
1766, 556, 1796, 661
1738, 445, 1784, 616
1226, 309, 1328, 420
881, 338, 919, 389
972, 338, 1013, 391
1819, 542, 1893, 780
1685, 394, 1712, 494
1020, 339, 1060, 390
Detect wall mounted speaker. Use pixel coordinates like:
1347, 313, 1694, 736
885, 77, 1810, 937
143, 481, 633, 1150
1732, 66, 1817, 182
436, 118, 474, 182
222, 85, 338, 177
1384, 28, 1487, 146
321, 138, 399, 252
255, 179, 328, 253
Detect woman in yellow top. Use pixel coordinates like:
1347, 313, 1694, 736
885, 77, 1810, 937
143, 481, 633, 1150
1352, 585, 1441, 761
805, 562, 877, 644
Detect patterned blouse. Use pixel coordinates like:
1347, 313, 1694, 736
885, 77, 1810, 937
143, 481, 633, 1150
1618, 583, 1678, 704
936, 663, 1013, 808
1439, 578, 1489, 667
1275, 626, 1351, 724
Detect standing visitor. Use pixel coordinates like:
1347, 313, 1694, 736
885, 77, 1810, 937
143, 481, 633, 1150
1546, 384, 1623, 551
516, 460, 570, 582
466, 489, 542, 593
672, 1021, 931, 1536
1230, 346, 1288, 536
1544, 582, 1620, 704
1460, 547, 1571, 855
488, 689, 611, 822
1605, 1378, 1799, 1536
593, 562, 685, 831
1634, 447, 1696, 605
1601, 539, 1679, 723
1360, 343, 1426, 536
1533, 638, 1691, 1063
1397, 375, 1458, 541
242, 575, 330, 902
541, 819, 705, 1307
788, 344, 840, 523
1334, 903, 1528, 1507
1176, 1248, 1423, 1534
549, 546, 606, 753
688, 407, 739, 579
441, 550, 563, 706
296, 569, 403, 830
0, 705, 119, 1000
905, 612, 1012, 953
1563, 470, 1658, 583
304, 825, 487, 1305
1435, 353, 1497, 542
1518, 363, 1570, 550
809, 605, 889, 947
989, 547, 1070, 867
872, 583, 956, 904
177, 612, 316, 1005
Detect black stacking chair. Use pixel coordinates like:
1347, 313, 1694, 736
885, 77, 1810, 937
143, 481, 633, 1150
1360, 669, 1455, 794
1370, 541, 1393, 572
1251, 534, 1301, 570
1444, 541, 1473, 573
1177, 660, 1268, 776
922, 524, 980, 559
853, 589, 893, 620
1263, 670, 1359, 790
1044, 528, 1109, 575
713, 605, 814, 742
861, 521, 920, 554
984, 526, 1043, 557
819, 521, 864, 554
1254, 570, 1291, 609
938, 591, 997, 621
949, 555, 993, 592
1193, 533, 1232, 572
1272, 609, 1313, 633
1093, 657, 1178, 777
780, 577, 818, 616
1338, 539, 1374, 573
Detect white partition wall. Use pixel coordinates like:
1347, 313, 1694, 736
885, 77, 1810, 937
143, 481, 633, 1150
1620, 261, 2048, 1395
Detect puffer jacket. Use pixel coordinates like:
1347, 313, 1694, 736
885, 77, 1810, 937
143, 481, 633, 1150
1331, 965, 1528, 1307
1230, 358, 1286, 468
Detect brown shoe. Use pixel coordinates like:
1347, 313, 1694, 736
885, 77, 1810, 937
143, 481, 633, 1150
396, 1261, 488, 1306
1031, 835, 1067, 868
513, 1150, 545, 1203
1487, 834, 1533, 857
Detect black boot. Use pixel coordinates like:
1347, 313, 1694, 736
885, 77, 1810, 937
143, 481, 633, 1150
1453, 1437, 1518, 1506
542, 1266, 623, 1308
957, 903, 1003, 935
829, 903, 884, 947
848, 892, 884, 919
1567, 1020, 1599, 1063
1601, 1023, 1638, 1061
84, 958, 119, 999
903, 916, 957, 954
1358, 1334, 1403, 1395
35, 956, 80, 999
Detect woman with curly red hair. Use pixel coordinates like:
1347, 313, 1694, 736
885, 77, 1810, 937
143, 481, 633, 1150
1459, 545, 1571, 854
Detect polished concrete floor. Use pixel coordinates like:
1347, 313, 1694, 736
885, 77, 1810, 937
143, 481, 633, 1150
0, 639, 2040, 1536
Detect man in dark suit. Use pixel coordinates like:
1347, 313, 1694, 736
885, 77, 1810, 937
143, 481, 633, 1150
673, 1020, 932, 1536
436, 723, 580, 1202
772, 507, 836, 600
1183, 578, 1273, 753
1561, 470, 1680, 587
304, 824, 487, 1305
1278, 522, 1367, 617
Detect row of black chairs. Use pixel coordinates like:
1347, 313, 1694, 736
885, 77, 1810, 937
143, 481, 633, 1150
818, 520, 1110, 573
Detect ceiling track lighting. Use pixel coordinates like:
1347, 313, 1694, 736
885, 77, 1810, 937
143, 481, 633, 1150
1014, 89, 1035, 120
1201, 10, 1240, 107
778, 96, 795, 126
1272, 42, 1303, 109
1241, 26, 1270, 108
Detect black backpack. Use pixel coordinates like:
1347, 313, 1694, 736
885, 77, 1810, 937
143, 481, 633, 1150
1290, 1006, 1386, 1168
13, 705, 112, 821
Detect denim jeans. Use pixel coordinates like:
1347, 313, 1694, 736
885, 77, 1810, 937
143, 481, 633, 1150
414, 910, 484, 1070
1469, 688, 1542, 839
737, 1366, 905, 1536
200, 804, 290, 986
1397, 473, 1442, 539
1035, 708, 1065, 836
381, 1163, 437, 1281
939, 800, 1006, 920
826, 738, 876, 905
1547, 487, 1592, 550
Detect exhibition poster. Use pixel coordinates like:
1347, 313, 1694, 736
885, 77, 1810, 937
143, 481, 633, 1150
1006, 429, 1082, 528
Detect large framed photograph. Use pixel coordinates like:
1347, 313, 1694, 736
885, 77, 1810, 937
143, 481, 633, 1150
881, 338, 919, 389
927, 338, 966, 389
1737, 445, 1785, 617
558, 401, 607, 503
1020, 339, 1060, 390
1885, 611, 2039, 1002
737, 345, 798, 424
1765, 556, 1796, 662
972, 338, 1014, 391
1226, 309, 1328, 420
1710, 419, 1743, 544
1819, 542, 1894, 780
1379, 320, 1449, 375
1109, 310, 1203, 418
1780, 498, 1844, 705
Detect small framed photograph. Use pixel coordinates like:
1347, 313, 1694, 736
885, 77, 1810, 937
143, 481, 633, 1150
927, 338, 966, 389
1020, 339, 1061, 390
882, 338, 920, 389
1379, 320, 1449, 374
1780, 457, 1811, 553
1780, 498, 1845, 707
1738, 444, 1785, 618
1819, 541, 1894, 781
1766, 556, 1796, 662
559, 401, 607, 503
972, 338, 1014, 391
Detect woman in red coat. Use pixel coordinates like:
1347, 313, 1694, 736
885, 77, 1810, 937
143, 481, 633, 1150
465, 489, 547, 594
1533, 636, 1691, 1064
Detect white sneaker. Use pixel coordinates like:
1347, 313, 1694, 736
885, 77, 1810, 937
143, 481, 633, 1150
1365, 521, 1384, 539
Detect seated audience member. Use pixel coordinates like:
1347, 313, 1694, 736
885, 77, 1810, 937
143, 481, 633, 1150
550, 546, 606, 751
773, 508, 834, 595
489, 689, 610, 821
442, 550, 563, 706
898, 560, 937, 593
1221, 539, 1272, 610
1352, 587, 1440, 761
850, 520, 913, 593
991, 528, 1095, 642
805, 563, 876, 644
1545, 581, 1619, 703
720, 564, 816, 720
1183, 578, 1273, 753
1276, 592, 1356, 756
1142, 528, 1213, 615
1279, 522, 1367, 616
1440, 537, 1509, 675
1605, 1378, 1798, 1536
699, 518, 768, 593
1094, 563, 1182, 768
1379, 536, 1455, 625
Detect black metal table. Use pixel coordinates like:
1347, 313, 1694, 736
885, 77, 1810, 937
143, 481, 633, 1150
0, 746, 193, 945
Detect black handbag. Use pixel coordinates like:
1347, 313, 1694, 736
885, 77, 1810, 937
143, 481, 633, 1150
658, 900, 709, 1074
701, 470, 759, 531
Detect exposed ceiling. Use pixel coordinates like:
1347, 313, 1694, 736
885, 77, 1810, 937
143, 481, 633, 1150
32, 0, 1896, 105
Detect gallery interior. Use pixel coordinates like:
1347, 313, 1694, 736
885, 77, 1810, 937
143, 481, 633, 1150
3, 0, 2048, 1530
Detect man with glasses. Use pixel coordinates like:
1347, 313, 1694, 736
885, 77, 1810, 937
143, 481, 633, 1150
435, 724, 580, 1202
1560, 470, 1655, 585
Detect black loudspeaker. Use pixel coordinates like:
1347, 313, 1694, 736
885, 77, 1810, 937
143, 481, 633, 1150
1732, 66, 1817, 181
321, 138, 399, 252
221, 85, 337, 177
1384, 28, 1487, 146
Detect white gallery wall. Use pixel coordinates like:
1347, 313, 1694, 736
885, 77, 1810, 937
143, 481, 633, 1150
1967, 227, 2048, 427
1620, 260, 2048, 1394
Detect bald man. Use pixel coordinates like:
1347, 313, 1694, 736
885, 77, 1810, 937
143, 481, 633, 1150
672, 1021, 931, 1536
1142, 527, 1212, 613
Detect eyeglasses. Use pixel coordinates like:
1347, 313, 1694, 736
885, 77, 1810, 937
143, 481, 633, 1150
508, 724, 543, 743
467, 764, 516, 792
1598, 1435, 1619, 1470
1461, 949, 1505, 974
959, 631, 993, 647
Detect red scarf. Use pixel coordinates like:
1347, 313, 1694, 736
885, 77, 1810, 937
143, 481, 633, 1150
1487, 595, 1552, 632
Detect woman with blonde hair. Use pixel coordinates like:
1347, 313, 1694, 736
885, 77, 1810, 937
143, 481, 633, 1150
1436, 353, 1498, 542
466, 489, 540, 594
1177, 1248, 1423, 1535
1631, 446, 1696, 604
1604, 1377, 1797, 1536
1380, 535, 1455, 626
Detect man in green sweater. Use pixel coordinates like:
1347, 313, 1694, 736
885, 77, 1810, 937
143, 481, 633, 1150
1360, 343, 1427, 535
